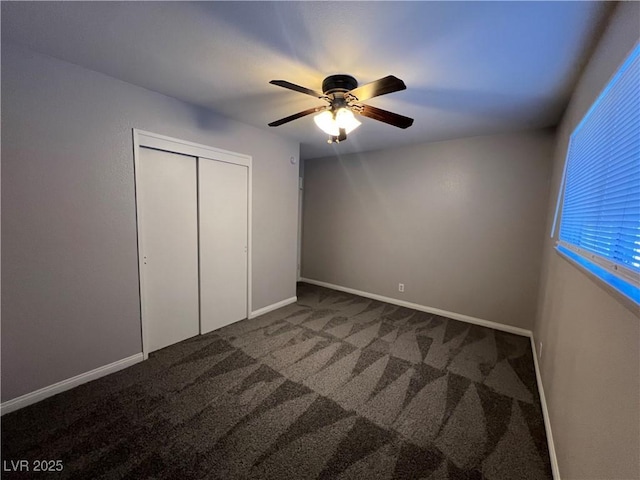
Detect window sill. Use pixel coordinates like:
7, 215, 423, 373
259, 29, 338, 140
555, 244, 640, 311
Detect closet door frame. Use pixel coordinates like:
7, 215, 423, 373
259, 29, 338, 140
133, 129, 252, 360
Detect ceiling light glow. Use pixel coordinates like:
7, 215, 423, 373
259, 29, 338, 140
314, 108, 361, 136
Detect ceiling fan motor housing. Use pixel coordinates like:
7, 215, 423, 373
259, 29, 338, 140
322, 75, 358, 95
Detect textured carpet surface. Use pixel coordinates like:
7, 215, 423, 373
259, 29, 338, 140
2, 283, 552, 479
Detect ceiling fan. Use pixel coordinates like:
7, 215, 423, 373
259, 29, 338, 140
268, 74, 414, 143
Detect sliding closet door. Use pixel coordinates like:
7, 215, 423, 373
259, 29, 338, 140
199, 158, 248, 334
138, 147, 200, 352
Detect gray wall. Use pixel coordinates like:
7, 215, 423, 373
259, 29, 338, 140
534, 2, 640, 479
302, 130, 553, 330
1, 43, 299, 402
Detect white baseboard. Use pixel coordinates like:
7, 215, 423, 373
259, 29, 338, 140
0, 353, 144, 416
530, 336, 561, 479
299, 278, 532, 337
249, 296, 297, 319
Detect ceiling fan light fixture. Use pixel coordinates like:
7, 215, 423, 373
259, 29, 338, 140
314, 108, 361, 136
269, 75, 413, 135
313, 110, 337, 135
336, 108, 361, 133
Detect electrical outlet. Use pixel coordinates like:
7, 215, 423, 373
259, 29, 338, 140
398, 283, 405, 292
539, 341, 543, 359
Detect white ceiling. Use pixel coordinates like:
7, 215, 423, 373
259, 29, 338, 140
2, 1, 610, 159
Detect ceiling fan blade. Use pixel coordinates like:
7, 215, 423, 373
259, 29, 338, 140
346, 75, 406, 102
268, 106, 327, 127
356, 104, 414, 129
269, 80, 327, 100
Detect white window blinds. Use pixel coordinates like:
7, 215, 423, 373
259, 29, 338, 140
557, 43, 640, 303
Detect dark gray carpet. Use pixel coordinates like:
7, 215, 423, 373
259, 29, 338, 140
1, 282, 552, 479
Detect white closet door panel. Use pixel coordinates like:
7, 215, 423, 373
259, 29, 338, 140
199, 159, 248, 333
139, 147, 200, 352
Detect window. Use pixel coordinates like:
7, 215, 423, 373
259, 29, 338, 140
554, 43, 640, 305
